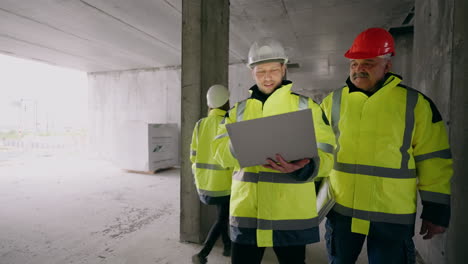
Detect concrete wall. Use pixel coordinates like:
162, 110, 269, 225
413, 0, 468, 264
86, 64, 262, 162
446, 0, 468, 263
391, 29, 414, 87
413, 0, 453, 122
228, 63, 253, 104
413, 1, 453, 263
88, 68, 181, 161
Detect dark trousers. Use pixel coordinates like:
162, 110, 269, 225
231, 242, 305, 264
199, 202, 231, 257
325, 212, 415, 264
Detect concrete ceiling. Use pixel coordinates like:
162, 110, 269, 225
0, 0, 413, 75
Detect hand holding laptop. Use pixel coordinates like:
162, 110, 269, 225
262, 153, 310, 173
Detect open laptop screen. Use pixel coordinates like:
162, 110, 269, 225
226, 109, 318, 168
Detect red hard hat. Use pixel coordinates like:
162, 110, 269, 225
345, 28, 395, 59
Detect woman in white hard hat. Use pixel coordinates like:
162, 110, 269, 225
190, 84, 232, 264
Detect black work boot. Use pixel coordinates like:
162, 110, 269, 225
222, 243, 231, 257
192, 253, 207, 264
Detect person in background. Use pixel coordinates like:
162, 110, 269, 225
321, 27, 453, 264
212, 38, 335, 264
191, 84, 232, 264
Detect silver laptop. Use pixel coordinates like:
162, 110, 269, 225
226, 109, 318, 168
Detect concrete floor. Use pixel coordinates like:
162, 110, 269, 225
0, 151, 367, 264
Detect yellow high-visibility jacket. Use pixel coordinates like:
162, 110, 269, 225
321, 73, 452, 235
191, 109, 232, 205
212, 81, 335, 247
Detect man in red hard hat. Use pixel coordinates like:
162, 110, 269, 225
321, 27, 452, 263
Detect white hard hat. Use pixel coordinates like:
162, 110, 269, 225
247, 38, 288, 68
206, 84, 229, 108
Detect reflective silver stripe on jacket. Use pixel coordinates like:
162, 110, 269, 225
231, 216, 319, 230
229, 141, 237, 159
331, 88, 343, 155
214, 132, 228, 140
317, 143, 334, 154
197, 188, 230, 197
333, 203, 416, 225
414, 149, 452, 162
233, 170, 316, 184
400, 89, 418, 169
331, 87, 418, 179
195, 119, 202, 134
299, 94, 333, 158
419, 190, 451, 205
195, 163, 230, 170
334, 162, 416, 179
237, 100, 247, 121
298, 95, 309, 110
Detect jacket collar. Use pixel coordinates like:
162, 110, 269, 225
249, 80, 293, 103
208, 108, 227, 116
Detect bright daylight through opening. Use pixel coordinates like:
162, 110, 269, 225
0, 54, 88, 163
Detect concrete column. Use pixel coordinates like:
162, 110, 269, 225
413, 1, 454, 262
413, 0, 453, 121
180, 0, 229, 243
413, 0, 468, 263
390, 27, 414, 86
447, 0, 468, 263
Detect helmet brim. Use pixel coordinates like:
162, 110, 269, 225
248, 58, 288, 68
345, 50, 395, 60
